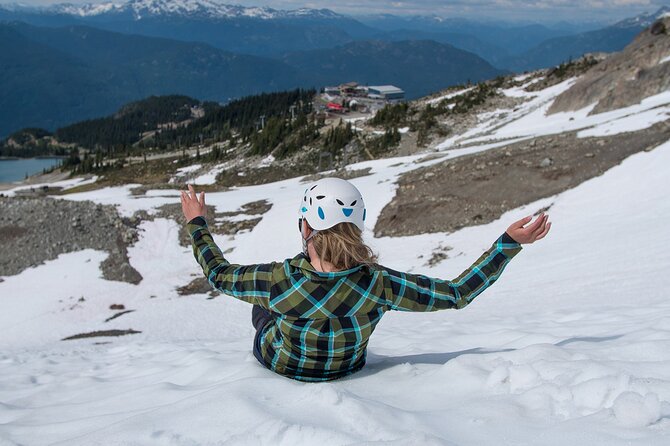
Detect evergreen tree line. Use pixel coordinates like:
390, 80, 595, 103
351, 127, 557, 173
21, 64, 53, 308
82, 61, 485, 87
0, 128, 68, 157
368, 103, 411, 128
149, 89, 317, 151
0, 142, 69, 158
198, 88, 315, 140
15, 89, 317, 155
47, 88, 321, 173
249, 111, 323, 158
55, 95, 201, 149
324, 122, 355, 154
366, 126, 401, 156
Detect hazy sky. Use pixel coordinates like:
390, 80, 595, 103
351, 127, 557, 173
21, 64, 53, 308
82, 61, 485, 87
11, 0, 670, 24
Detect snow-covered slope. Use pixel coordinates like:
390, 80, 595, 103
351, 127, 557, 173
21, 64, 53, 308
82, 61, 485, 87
1, 136, 670, 443
2, 38, 670, 443
435, 78, 670, 149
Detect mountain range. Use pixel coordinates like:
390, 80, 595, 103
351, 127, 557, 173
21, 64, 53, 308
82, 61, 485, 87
2, 1, 668, 62
0, 0, 668, 137
0, 0, 377, 56
0, 20, 506, 137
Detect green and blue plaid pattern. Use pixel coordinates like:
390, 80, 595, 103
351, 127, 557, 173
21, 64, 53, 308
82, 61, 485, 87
187, 216, 522, 381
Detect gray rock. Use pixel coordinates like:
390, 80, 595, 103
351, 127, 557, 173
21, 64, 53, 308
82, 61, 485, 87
539, 157, 553, 168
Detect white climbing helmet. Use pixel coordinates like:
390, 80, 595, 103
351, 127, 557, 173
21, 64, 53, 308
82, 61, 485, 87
299, 177, 366, 232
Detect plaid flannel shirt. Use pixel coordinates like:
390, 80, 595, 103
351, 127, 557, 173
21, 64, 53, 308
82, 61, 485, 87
187, 216, 522, 382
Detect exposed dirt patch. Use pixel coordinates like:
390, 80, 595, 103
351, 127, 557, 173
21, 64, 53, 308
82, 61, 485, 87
62, 329, 141, 340
104, 310, 136, 322
301, 167, 372, 183
375, 122, 669, 237
210, 200, 272, 236
177, 277, 217, 297
425, 245, 453, 267
221, 200, 272, 217
154, 199, 273, 247
216, 162, 316, 187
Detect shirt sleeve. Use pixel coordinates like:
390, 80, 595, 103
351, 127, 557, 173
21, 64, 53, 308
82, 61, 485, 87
187, 216, 275, 307
381, 232, 522, 312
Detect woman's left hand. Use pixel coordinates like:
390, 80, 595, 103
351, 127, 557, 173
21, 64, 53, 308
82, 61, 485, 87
180, 184, 207, 222
506, 213, 551, 244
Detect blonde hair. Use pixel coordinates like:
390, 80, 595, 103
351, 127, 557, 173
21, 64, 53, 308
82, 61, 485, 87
311, 222, 377, 271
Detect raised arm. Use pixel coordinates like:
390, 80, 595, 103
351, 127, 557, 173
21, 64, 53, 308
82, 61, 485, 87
186, 217, 275, 305
382, 213, 550, 312
181, 186, 274, 307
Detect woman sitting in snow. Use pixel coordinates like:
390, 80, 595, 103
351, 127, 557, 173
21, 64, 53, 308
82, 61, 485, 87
180, 178, 550, 382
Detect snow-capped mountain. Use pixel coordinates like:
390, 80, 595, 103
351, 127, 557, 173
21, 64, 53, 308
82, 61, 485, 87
0, 0, 376, 58
613, 5, 670, 28
3, 0, 343, 20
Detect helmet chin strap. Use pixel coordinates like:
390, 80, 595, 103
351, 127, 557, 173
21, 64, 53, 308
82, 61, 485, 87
301, 229, 318, 257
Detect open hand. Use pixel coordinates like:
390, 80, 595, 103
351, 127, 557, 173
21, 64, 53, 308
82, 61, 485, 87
180, 184, 207, 222
506, 213, 551, 244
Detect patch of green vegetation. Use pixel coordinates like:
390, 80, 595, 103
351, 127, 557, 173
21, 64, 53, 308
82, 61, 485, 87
447, 81, 502, 114
274, 116, 321, 159
368, 103, 411, 128
323, 122, 355, 154
527, 56, 600, 92
56, 95, 200, 150
366, 127, 401, 156
0, 128, 70, 157
548, 56, 599, 81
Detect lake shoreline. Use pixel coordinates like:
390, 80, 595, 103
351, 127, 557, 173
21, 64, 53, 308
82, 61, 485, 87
0, 156, 66, 160
0, 157, 65, 184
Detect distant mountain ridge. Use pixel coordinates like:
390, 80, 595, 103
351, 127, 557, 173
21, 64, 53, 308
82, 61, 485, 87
508, 6, 670, 71
0, 21, 504, 137
0, 0, 377, 56
0, 21, 304, 137
281, 39, 507, 99
3, 0, 344, 20
1, 2, 667, 136
613, 5, 670, 28
2, 1, 667, 66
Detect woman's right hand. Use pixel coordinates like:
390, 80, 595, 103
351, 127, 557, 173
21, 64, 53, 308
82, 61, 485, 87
180, 184, 207, 222
506, 213, 551, 244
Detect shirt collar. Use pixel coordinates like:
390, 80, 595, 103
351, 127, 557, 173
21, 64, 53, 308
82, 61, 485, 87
289, 253, 365, 278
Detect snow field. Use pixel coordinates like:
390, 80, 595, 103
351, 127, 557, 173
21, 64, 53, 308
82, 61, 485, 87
1, 76, 670, 444
435, 78, 670, 150
1, 140, 669, 444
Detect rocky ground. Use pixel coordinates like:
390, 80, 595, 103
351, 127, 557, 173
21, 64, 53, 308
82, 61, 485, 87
549, 17, 670, 115
0, 189, 276, 292
375, 121, 670, 237
0, 198, 141, 283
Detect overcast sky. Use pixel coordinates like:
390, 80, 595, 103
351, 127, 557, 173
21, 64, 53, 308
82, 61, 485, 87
12, 0, 670, 24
